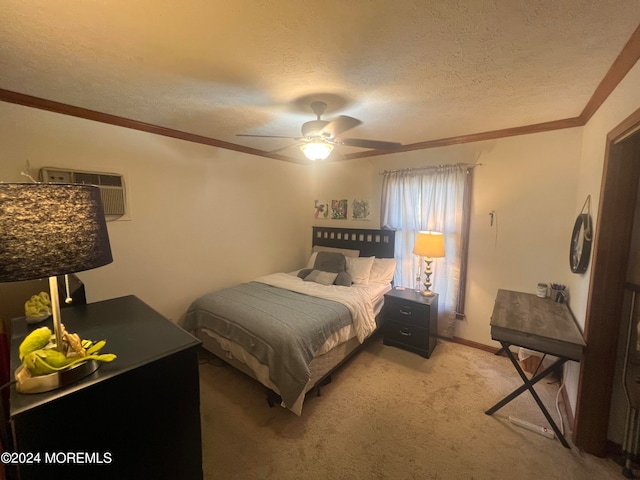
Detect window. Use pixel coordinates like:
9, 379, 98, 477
381, 164, 474, 337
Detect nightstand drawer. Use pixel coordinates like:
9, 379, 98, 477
384, 296, 429, 327
383, 320, 430, 356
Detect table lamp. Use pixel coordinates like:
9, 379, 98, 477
412, 231, 445, 296
0, 183, 113, 390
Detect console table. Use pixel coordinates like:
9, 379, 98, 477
5, 295, 203, 480
485, 289, 586, 448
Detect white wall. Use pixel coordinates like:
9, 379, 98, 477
306, 158, 383, 228
0, 101, 313, 323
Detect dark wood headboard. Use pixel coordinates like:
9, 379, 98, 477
312, 227, 395, 258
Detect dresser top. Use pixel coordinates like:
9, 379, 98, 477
9, 295, 201, 416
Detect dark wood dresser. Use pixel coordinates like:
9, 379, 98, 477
5, 295, 203, 480
382, 288, 438, 358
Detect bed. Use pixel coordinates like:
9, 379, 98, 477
182, 226, 396, 415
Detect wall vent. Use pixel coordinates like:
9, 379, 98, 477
39, 167, 127, 218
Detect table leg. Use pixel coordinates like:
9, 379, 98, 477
485, 342, 570, 448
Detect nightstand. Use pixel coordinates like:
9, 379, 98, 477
382, 288, 438, 358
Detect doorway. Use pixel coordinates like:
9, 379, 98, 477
574, 107, 640, 455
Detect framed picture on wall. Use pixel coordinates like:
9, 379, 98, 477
314, 200, 329, 220
331, 199, 348, 220
351, 199, 371, 221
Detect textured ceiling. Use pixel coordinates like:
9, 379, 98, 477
1, 1, 640, 162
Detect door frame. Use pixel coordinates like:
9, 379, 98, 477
574, 106, 640, 455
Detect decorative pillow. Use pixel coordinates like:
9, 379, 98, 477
297, 268, 313, 279
333, 272, 352, 287
303, 270, 338, 285
314, 251, 346, 272
368, 258, 397, 284
315, 251, 352, 286
345, 256, 375, 284
306, 247, 360, 269
297, 267, 351, 286
298, 251, 352, 286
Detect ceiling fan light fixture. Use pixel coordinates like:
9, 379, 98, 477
301, 141, 333, 161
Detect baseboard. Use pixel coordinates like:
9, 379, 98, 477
450, 336, 501, 354
560, 383, 575, 430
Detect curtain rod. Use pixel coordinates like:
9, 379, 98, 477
379, 163, 482, 176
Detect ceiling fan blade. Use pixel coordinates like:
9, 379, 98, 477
337, 138, 402, 150
321, 116, 362, 138
236, 134, 303, 140
267, 143, 303, 154
327, 149, 345, 161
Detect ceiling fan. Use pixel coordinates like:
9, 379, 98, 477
237, 101, 402, 161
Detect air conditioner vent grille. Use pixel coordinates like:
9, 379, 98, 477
74, 172, 123, 187
73, 173, 100, 185
39, 167, 127, 218
97, 175, 123, 187
100, 187, 126, 215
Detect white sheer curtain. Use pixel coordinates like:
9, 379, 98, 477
381, 164, 471, 338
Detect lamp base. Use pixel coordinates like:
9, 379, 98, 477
422, 260, 435, 297
15, 360, 100, 394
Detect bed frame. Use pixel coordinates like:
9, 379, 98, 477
311, 226, 395, 259
198, 227, 396, 411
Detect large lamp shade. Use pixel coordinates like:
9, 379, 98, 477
412, 231, 445, 296
0, 183, 113, 282
0, 183, 113, 369
412, 231, 445, 259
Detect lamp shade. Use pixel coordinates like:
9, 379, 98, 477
412, 231, 445, 258
0, 183, 113, 282
300, 141, 333, 161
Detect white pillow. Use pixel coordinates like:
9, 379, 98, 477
306, 252, 318, 269
345, 256, 375, 284
368, 258, 397, 284
311, 246, 360, 258
303, 270, 338, 285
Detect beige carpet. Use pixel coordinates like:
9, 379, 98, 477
197, 334, 624, 479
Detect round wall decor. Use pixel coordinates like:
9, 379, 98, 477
570, 196, 593, 274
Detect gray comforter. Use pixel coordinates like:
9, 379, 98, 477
183, 281, 352, 408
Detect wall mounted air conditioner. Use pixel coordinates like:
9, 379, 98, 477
39, 167, 128, 219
